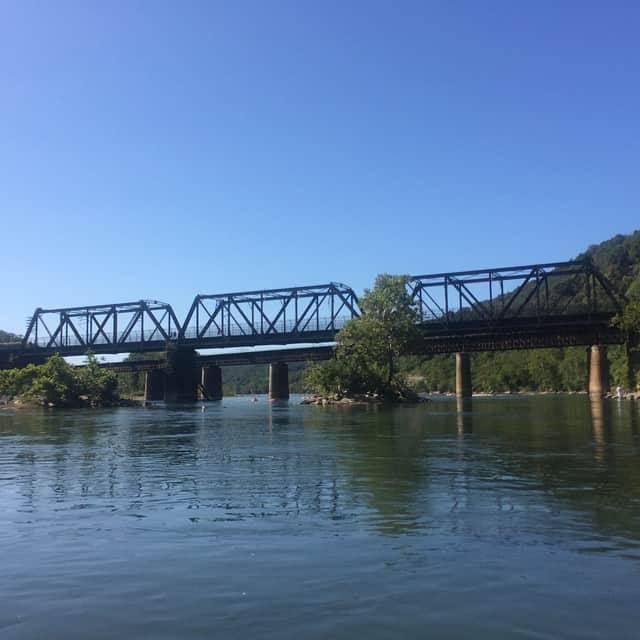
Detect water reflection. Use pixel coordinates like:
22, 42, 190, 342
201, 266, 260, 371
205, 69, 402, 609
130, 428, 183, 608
2, 397, 640, 549
3, 399, 640, 640
589, 397, 614, 464
630, 401, 639, 439
456, 397, 473, 436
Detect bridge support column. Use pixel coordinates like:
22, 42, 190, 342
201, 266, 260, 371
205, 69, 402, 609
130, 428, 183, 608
588, 345, 609, 397
201, 365, 222, 401
269, 362, 289, 400
144, 369, 165, 402
455, 352, 472, 399
165, 347, 198, 403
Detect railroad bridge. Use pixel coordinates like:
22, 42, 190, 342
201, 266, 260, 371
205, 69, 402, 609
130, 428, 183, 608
0, 260, 626, 401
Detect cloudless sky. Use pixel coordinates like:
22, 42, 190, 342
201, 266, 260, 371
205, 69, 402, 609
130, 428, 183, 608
1, 0, 639, 333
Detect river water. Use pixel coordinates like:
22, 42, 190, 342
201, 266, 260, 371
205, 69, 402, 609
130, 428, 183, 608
1, 395, 639, 639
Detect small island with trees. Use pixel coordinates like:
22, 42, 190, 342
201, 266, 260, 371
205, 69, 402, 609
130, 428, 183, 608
303, 274, 426, 404
0, 352, 120, 408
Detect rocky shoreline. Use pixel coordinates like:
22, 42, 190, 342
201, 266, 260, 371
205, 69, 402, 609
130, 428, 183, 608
301, 389, 640, 406
301, 392, 429, 406
0, 397, 143, 410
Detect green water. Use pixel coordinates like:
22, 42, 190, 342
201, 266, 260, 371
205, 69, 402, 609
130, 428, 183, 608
1, 395, 639, 639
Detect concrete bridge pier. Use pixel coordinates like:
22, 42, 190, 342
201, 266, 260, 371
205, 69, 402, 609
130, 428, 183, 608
201, 365, 222, 401
269, 362, 289, 400
588, 345, 609, 397
165, 347, 199, 403
144, 369, 165, 402
455, 352, 472, 399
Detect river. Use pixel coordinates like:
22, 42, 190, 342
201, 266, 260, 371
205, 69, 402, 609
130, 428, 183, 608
1, 395, 639, 639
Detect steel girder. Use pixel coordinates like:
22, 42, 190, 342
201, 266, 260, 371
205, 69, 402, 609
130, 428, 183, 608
408, 260, 623, 330
180, 283, 360, 341
22, 300, 181, 351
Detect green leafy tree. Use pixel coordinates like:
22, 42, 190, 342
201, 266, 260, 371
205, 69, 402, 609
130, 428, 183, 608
26, 355, 80, 405
611, 275, 640, 389
0, 352, 120, 406
306, 274, 420, 398
76, 351, 118, 403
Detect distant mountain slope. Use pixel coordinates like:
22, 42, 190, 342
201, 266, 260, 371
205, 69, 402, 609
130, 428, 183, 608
580, 229, 640, 294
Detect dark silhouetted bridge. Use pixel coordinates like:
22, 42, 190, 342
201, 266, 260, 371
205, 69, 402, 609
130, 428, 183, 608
0, 260, 626, 401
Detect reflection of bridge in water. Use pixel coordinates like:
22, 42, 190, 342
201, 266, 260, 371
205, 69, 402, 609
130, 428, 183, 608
0, 260, 626, 401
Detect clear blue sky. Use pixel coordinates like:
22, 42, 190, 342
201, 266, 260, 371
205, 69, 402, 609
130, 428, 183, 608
1, 1, 639, 334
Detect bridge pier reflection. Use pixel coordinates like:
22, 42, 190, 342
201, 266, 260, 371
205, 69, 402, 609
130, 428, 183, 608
456, 396, 473, 435
589, 396, 613, 464
269, 362, 289, 400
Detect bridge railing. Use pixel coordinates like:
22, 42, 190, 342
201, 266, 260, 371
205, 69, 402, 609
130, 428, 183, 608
180, 315, 353, 341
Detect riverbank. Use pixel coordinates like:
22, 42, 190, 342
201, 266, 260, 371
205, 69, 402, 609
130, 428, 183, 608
423, 389, 640, 400
301, 392, 429, 406
0, 397, 143, 410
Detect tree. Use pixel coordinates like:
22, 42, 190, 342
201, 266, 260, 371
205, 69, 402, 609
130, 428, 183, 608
0, 352, 119, 406
76, 351, 117, 404
306, 274, 420, 398
611, 276, 640, 389
27, 355, 80, 405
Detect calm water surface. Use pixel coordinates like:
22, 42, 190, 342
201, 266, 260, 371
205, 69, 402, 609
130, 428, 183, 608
1, 395, 639, 639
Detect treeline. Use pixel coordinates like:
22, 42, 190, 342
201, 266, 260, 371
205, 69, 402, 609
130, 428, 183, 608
116, 358, 308, 398
399, 346, 629, 394
221, 363, 307, 396
0, 353, 117, 406
219, 347, 631, 396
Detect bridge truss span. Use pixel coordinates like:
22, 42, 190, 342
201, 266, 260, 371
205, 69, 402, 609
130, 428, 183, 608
22, 300, 181, 355
407, 260, 624, 354
408, 260, 622, 328
180, 283, 360, 346
5, 261, 626, 365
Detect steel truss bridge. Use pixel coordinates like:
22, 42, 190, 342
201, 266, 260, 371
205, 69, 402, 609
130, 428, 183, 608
409, 260, 624, 352
0, 260, 626, 368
